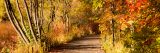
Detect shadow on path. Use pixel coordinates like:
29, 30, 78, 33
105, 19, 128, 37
49, 35, 104, 53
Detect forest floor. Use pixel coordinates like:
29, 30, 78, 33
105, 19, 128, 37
49, 35, 104, 53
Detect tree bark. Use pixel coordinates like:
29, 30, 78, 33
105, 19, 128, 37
16, 0, 27, 36
4, 0, 30, 44
23, 0, 37, 44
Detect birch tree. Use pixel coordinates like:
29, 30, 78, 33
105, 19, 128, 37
4, 0, 53, 45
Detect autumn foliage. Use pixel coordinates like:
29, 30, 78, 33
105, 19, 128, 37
0, 22, 17, 51
98, 0, 160, 53
0, 0, 160, 53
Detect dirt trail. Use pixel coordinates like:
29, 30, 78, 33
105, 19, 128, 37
49, 35, 104, 53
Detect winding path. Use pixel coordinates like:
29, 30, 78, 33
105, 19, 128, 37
49, 35, 104, 53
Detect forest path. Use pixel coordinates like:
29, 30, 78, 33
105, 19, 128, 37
49, 35, 104, 53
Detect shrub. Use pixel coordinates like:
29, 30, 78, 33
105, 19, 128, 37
0, 22, 17, 52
